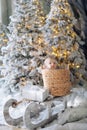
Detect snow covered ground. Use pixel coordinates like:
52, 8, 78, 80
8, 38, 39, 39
1, 83, 87, 130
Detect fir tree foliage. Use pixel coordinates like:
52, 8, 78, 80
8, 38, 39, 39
0, 23, 8, 78
42, 0, 86, 81
1, 0, 47, 93
0, 23, 8, 55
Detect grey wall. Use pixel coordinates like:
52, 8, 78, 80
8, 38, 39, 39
0, 0, 12, 25
40, 0, 52, 15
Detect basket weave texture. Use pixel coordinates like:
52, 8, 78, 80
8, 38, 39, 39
42, 69, 71, 96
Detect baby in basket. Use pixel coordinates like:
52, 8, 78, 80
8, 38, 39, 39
43, 57, 58, 69
43, 57, 69, 70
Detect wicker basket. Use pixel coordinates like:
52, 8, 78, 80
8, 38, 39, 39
42, 69, 71, 96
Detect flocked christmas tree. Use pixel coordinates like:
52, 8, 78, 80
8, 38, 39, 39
0, 23, 8, 55
0, 23, 8, 77
1, 0, 47, 93
42, 0, 86, 82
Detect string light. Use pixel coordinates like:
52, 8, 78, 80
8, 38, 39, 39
0, 33, 5, 37
50, 0, 82, 75
3, 39, 8, 43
